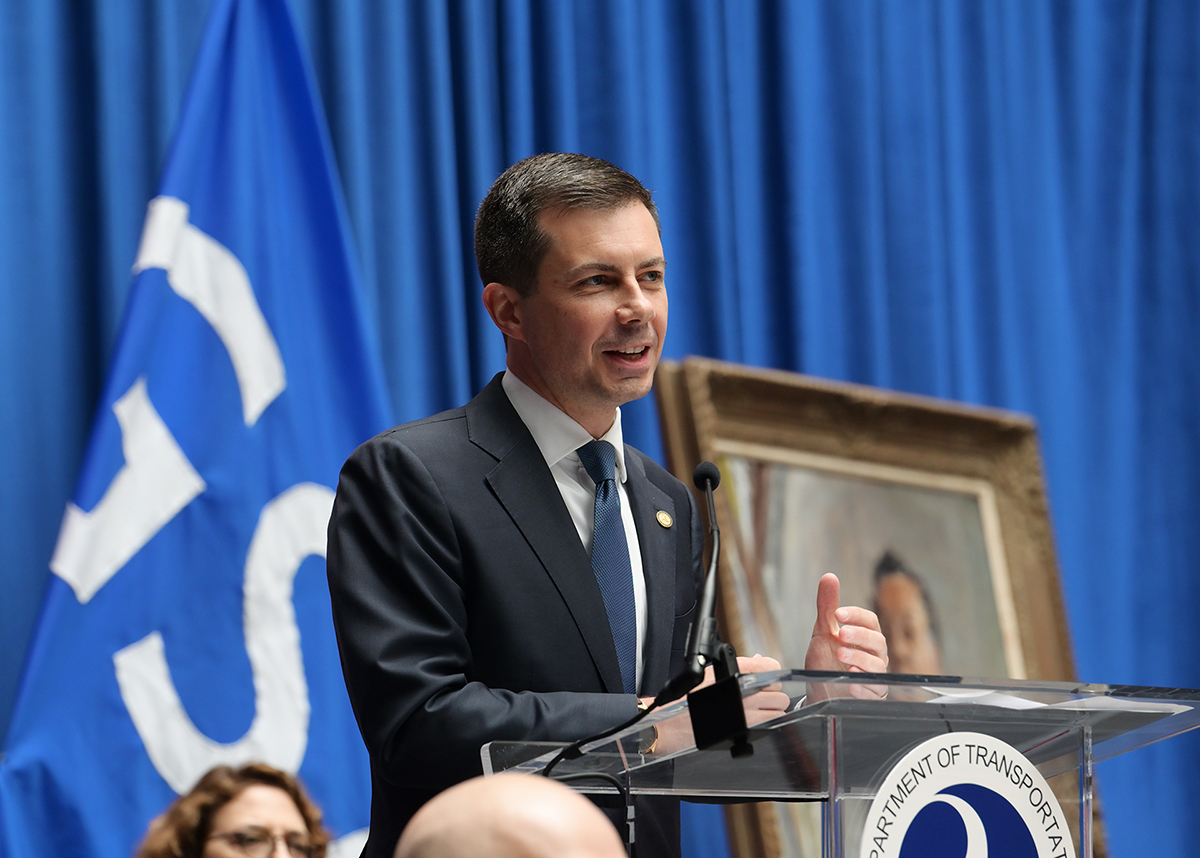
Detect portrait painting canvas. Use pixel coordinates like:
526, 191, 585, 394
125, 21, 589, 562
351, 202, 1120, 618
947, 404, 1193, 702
716, 443, 1019, 682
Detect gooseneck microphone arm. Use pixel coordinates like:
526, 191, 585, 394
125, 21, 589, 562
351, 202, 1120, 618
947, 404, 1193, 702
661, 461, 751, 756
686, 463, 724, 673
650, 461, 727, 706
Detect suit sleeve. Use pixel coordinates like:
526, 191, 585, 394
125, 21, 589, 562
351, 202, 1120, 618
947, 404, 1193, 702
326, 432, 638, 792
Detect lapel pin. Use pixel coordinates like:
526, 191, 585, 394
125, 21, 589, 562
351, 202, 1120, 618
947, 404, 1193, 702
655, 510, 673, 528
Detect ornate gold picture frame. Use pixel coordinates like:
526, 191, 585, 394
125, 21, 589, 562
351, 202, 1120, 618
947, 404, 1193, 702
653, 357, 1103, 858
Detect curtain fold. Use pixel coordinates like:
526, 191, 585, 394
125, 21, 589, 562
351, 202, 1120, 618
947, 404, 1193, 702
3, 1, 1198, 855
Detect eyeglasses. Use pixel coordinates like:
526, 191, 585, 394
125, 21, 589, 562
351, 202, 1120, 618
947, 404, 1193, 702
208, 827, 314, 858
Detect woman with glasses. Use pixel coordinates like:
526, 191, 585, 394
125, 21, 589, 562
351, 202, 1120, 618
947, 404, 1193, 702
135, 762, 330, 858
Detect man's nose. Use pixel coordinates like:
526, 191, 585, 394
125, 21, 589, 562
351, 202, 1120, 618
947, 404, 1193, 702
616, 280, 655, 323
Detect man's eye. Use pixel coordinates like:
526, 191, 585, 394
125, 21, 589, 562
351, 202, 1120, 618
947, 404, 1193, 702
584, 274, 605, 286
642, 270, 662, 282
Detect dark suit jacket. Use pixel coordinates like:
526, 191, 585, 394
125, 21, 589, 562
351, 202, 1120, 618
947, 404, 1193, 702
327, 374, 703, 858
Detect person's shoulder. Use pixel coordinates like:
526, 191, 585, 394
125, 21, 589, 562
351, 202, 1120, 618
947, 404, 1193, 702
346, 375, 515, 466
385, 405, 468, 440
345, 405, 469, 465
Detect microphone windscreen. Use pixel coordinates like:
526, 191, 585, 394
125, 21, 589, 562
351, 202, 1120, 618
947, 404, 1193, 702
692, 461, 721, 491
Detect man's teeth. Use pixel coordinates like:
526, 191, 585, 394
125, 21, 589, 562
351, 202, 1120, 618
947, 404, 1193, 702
615, 347, 644, 355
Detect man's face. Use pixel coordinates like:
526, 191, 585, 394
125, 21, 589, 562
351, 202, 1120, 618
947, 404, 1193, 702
501, 202, 667, 436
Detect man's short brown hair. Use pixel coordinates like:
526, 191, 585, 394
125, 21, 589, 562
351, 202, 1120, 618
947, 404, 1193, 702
474, 152, 660, 296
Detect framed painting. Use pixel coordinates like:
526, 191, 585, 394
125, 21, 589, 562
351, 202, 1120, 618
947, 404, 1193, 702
653, 357, 1105, 858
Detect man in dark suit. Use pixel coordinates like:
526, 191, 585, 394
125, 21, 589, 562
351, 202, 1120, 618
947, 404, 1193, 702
327, 153, 888, 858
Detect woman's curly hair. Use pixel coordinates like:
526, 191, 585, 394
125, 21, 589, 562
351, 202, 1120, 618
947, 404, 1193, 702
134, 763, 331, 858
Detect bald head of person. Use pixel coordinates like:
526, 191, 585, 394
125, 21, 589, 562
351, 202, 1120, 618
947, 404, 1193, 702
393, 773, 626, 858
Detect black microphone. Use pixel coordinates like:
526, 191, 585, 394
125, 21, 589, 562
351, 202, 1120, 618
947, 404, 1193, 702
646, 463, 721, 706
672, 461, 752, 756
692, 460, 721, 492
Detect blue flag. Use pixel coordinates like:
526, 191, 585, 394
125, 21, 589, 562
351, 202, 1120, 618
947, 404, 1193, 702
0, 0, 390, 855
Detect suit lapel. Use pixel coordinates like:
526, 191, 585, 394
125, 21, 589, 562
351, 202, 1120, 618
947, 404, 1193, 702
467, 377, 626, 694
624, 452, 676, 695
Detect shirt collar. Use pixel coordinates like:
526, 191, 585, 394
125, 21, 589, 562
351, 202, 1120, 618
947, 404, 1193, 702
502, 370, 627, 482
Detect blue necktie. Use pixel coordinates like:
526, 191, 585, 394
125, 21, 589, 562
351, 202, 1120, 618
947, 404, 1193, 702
577, 440, 638, 695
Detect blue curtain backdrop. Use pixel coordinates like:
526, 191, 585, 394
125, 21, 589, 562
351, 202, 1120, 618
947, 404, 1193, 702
1, 1, 1197, 856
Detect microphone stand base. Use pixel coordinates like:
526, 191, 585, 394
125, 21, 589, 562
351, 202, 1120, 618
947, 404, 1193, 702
687, 643, 752, 757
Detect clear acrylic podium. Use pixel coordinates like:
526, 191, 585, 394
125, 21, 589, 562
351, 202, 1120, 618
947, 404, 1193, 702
483, 670, 1200, 858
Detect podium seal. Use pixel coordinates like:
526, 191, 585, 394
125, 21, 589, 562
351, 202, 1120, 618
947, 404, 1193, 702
859, 731, 1075, 858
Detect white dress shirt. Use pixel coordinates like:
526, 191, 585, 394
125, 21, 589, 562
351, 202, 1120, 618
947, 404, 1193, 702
502, 371, 648, 691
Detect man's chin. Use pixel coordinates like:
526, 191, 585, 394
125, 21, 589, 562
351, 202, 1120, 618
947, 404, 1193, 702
607, 374, 656, 406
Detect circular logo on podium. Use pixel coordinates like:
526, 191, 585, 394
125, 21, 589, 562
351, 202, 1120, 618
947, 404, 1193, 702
859, 731, 1075, 858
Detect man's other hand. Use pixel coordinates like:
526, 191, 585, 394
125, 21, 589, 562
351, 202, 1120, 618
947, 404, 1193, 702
804, 572, 888, 699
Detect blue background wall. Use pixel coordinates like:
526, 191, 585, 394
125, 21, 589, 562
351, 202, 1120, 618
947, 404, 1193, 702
2, 1, 1198, 855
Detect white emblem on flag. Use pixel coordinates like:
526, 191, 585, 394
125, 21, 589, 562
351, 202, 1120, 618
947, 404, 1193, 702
50, 377, 206, 603
114, 483, 332, 793
134, 195, 286, 426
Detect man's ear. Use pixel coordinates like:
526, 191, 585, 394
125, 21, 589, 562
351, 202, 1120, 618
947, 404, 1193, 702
482, 282, 525, 341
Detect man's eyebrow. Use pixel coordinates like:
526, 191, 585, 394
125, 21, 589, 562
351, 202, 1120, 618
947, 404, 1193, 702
562, 257, 667, 280
563, 261, 618, 279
